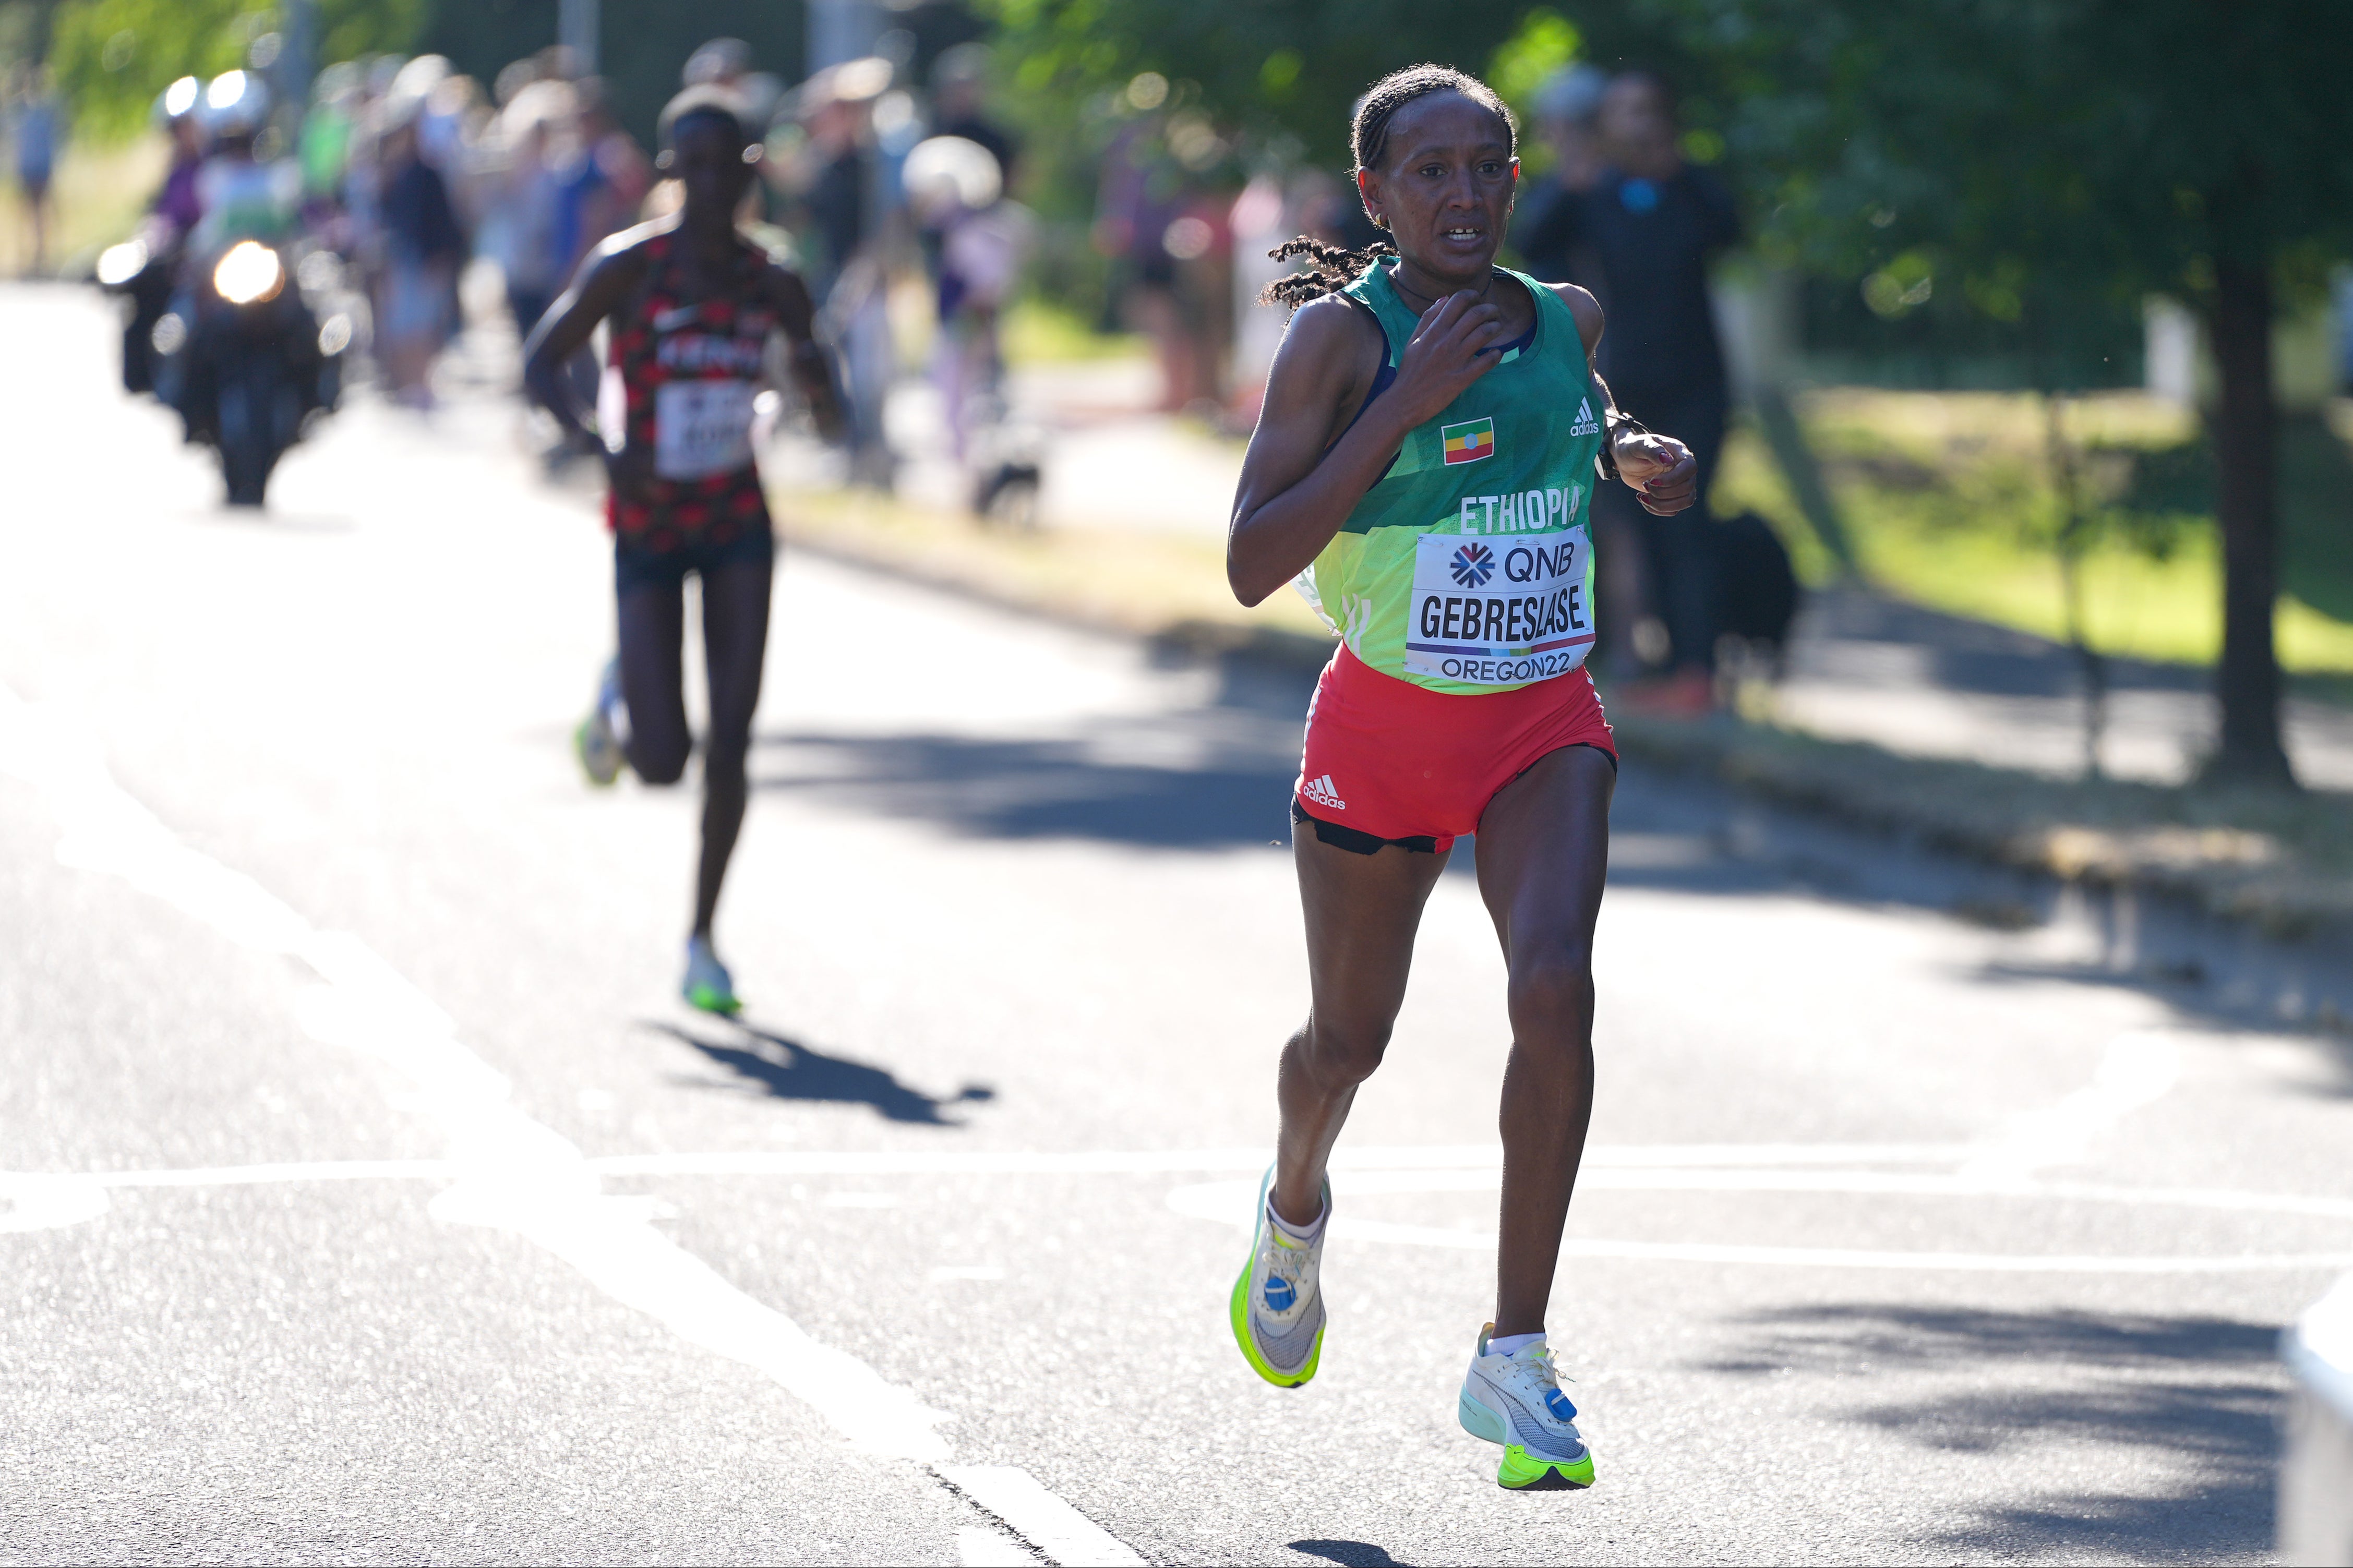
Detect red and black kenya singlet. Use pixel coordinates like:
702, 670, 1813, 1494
603, 230, 775, 551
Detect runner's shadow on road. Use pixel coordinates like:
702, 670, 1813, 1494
1708, 1304, 2278, 1558
647, 1020, 995, 1126
1288, 1542, 1411, 1567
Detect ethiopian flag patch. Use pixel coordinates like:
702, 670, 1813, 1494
1441, 416, 1495, 466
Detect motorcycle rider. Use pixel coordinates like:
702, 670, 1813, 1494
156, 70, 296, 441
107, 77, 206, 393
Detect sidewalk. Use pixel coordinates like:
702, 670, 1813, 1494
769, 363, 2353, 939
1777, 589, 2353, 792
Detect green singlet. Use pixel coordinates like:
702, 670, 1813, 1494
1295, 258, 1607, 695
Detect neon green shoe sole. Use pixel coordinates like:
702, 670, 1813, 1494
1229, 1252, 1323, 1387
683, 981, 741, 1016
1460, 1389, 1594, 1489
1496, 1444, 1594, 1490
574, 715, 622, 788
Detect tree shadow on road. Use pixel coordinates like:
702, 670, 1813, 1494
754, 727, 1297, 850
1707, 1303, 2280, 1559
647, 1019, 995, 1126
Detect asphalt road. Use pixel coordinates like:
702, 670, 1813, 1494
5, 286, 2351, 1566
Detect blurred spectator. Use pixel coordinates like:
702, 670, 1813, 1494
781, 56, 897, 484
1095, 110, 1225, 413
929, 44, 1017, 191
685, 37, 782, 132
301, 64, 360, 223
10, 64, 62, 275
1512, 65, 1608, 290
905, 133, 1028, 468
493, 79, 573, 340
1521, 70, 1739, 705
376, 105, 465, 405
555, 82, 650, 283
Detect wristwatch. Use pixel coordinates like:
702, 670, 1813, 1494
1595, 409, 1651, 482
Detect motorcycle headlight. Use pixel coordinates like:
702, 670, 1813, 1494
97, 239, 150, 287
212, 241, 284, 306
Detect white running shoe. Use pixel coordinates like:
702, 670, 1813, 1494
1229, 1166, 1328, 1387
1458, 1324, 1595, 1489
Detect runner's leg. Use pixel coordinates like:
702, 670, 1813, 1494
1273, 830, 1450, 1227
616, 581, 690, 785
691, 557, 773, 938
1471, 744, 1615, 1335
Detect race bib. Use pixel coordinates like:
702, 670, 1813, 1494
1402, 529, 1594, 685
654, 379, 755, 480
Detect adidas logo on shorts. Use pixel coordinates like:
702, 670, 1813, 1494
1301, 774, 1347, 811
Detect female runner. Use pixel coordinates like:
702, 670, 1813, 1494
525, 88, 842, 1014
1225, 66, 1698, 1491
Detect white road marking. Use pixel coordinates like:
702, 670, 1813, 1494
0, 681, 951, 1458
0, 683, 1145, 1567
937, 1467, 1146, 1567
1959, 1028, 2186, 1181
0, 1173, 111, 1233
1166, 1173, 2353, 1272
930, 1265, 1007, 1282
585, 1142, 1973, 1177
957, 1524, 1044, 1565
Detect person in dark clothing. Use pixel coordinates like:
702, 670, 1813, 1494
930, 44, 1018, 192
377, 116, 466, 405
1513, 71, 1738, 708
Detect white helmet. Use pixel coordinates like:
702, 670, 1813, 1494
152, 75, 201, 129
199, 69, 272, 138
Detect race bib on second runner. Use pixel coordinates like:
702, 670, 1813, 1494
654, 379, 757, 480
1402, 529, 1595, 685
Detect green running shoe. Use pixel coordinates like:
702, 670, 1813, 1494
574, 659, 623, 787
1458, 1324, 1595, 1490
1229, 1165, 1328, 1388
682, 935, 741, 1015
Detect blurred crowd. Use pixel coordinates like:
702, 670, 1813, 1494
92, 30, 1033, 492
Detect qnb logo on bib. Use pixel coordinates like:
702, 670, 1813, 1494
1404, 529, 1594, 686
1449, 541, 1496, 587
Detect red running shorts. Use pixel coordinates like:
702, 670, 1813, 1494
1293, 646, 1616, 854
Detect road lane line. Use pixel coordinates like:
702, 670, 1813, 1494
0, 687, 956, 1445
937, 1467, 1145, 1567
1959, 1028, 2185, 1181
0, 680, 1154, 1563
1166, 1175, 2353, 1272
584, 1142, 1972, 1177
0, 1173, 111, 1233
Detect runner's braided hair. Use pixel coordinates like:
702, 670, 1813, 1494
1259, 65, 1517, 308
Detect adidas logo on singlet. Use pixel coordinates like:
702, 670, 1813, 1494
1301, 774, 1347, 811
1569, 398, 1602, 438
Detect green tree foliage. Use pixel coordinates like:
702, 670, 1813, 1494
1609, 0, 2353, 782
977, 0, 1539, 173
50, 0, 423, 139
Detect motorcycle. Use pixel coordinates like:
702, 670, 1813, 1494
93, 233, 179, 395
148, 238, 353, 508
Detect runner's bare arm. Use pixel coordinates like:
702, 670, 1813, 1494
762, 263, 846, 444
1228, 290, 1507, 607
1543, 280, 1699, 516
522, 238, 649, 452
